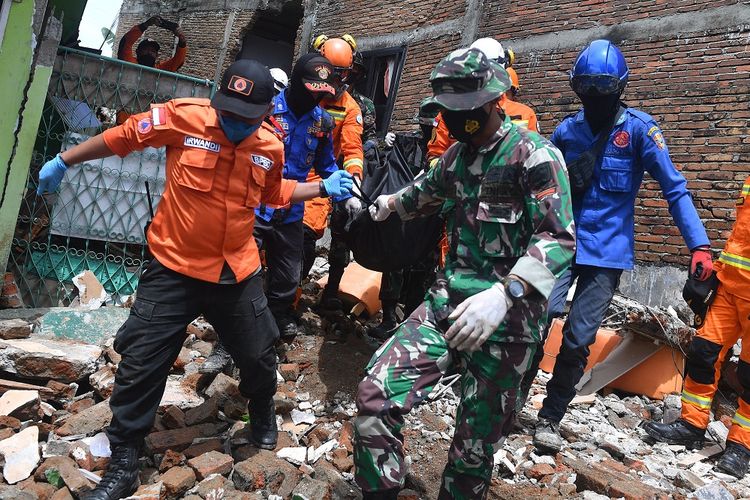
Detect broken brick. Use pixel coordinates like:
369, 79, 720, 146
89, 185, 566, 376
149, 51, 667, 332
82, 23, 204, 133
187, 450, 234, 480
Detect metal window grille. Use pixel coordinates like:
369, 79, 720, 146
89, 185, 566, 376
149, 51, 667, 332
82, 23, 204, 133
8, 47, 215, 307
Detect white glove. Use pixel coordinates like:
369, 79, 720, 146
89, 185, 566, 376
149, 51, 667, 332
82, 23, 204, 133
369, 194, 394, 222
345, 196, 364, 215
384, 132, 396, 148
445, 283, 510, 352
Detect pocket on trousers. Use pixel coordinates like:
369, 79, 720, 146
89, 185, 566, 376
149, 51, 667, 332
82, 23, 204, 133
250, 293, 268, 318
132, 298, 155, 321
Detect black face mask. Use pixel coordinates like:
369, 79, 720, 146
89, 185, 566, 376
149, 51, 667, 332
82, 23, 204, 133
287, 53, 326, 117
137, 54, 157, 67
578, 93, 621, 134
443, 106, 491, 143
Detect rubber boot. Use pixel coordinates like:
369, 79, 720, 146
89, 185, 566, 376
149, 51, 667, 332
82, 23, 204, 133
249, 396, 278, 450
81, 444, 140, 499
533, 417, 564, 454
642, 418, 705, 449
368, 300, 399, 340
716, 442, 750, 478
199, 341, 232, 374
275, 313, 298, 339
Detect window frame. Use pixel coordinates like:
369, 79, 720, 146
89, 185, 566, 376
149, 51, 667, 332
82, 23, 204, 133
357, 45, 407, 136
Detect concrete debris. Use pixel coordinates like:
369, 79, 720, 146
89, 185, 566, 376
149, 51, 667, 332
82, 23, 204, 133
0, 318, 32, 340
0, 337, 103, 382
1, 293, 749, 500
0, 425, 40, 484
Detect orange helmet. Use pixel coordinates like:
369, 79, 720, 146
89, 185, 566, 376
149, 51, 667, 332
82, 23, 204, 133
320, 38, 354, 69
507, 67, 520, 91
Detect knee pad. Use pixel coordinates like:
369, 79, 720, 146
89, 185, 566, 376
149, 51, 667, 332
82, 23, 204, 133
686, 337, 723, 385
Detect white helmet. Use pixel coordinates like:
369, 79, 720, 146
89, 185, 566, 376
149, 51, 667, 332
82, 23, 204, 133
270, 67, 289, 93
470, 37, 506, 67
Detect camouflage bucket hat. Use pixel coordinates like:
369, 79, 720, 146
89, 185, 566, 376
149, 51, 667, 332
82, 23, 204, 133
421, 48, 510, 113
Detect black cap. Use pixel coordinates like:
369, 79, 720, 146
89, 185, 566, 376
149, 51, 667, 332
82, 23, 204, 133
211, 59, 275, 119
294, 54, 336, 96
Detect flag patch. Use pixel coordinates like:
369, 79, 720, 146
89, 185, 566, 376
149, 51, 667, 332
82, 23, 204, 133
151, 107, 166, 126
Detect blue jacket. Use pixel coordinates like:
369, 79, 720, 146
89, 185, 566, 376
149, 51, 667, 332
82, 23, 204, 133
256, 90, 339, 224
551, 107, 708, 270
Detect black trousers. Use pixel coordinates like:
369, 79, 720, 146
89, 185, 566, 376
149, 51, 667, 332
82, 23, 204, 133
253, 217, 304, 314
107, 259, 279, 446
323, 204, 350, 297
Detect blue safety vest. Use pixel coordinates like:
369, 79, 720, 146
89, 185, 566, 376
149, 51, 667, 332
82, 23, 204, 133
256, 90, 338, 224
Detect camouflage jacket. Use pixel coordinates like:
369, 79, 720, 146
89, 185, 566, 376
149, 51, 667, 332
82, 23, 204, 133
394, 116, 576, 307
351, 90, 377, 144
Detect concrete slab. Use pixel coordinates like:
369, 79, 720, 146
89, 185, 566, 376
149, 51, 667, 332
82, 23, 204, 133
38, 307, 129, 345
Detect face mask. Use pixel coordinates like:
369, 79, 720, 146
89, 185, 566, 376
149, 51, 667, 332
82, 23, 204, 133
219, 114, 262, 143
443, 106, 491, 143
137, 54, 157, 67
578, 93, 621, 134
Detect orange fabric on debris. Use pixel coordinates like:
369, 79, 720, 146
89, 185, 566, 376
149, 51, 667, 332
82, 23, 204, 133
320, 91, 364, 177
426, 95, 539, 161
102, 98, 295, 283
118, 24, 187, 73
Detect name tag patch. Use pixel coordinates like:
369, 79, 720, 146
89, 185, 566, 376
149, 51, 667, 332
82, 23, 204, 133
184, 136, 220, 153
252, 154, 273, 171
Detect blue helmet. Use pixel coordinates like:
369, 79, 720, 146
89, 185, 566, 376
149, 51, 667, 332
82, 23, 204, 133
570, 39, 629, 96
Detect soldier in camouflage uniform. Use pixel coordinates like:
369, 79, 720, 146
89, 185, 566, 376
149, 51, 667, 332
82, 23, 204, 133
353, 49, 576, 500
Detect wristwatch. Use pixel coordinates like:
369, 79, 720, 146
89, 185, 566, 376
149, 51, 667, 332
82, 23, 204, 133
504, 278, 527, 304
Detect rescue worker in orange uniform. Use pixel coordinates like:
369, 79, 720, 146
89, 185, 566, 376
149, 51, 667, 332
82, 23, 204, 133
302, 37, 366, 311
645, 176, 750, 479
36, 60, 354, 500
427, 38, 539, 166
117, 15, 187, 72
506, 67, 520, 101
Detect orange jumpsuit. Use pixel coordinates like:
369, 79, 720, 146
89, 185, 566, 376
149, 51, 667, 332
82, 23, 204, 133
118, 24, 187, 72
103, 98, 295, 283
426, 95, 539, 163
680, 175, 750, 449
303, 91, 364, 237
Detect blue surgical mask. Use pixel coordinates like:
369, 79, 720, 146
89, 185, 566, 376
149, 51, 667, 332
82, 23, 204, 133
219, 114, 262, 143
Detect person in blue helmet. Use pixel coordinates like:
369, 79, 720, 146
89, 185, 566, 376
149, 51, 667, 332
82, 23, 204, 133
526, 39, 714, 453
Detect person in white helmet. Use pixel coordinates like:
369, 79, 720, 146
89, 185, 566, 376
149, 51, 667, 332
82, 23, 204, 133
270, 67, 289, 95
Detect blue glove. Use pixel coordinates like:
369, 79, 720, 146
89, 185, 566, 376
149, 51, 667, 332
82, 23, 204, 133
37, 154, 68, 195
322, 170, 354, 198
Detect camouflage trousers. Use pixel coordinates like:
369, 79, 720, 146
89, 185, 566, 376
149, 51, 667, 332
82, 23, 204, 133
353, 298, 537, 499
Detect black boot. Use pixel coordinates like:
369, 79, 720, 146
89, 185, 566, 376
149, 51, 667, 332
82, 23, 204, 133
368, 300, 399, 340
362, 488, 400, 500
275, 313, 298, 339
248, 396, 278, 450
643, 418, 705, 449
319, 290, 343, 312
81, 444, 140, 500
199, 341, 232, 374
716, 442, 750, 478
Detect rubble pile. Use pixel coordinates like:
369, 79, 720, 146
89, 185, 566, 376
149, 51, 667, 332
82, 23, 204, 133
0, 287, 748, 499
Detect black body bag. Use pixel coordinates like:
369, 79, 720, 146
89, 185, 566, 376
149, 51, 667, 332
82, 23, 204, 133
342, 135, 444, 273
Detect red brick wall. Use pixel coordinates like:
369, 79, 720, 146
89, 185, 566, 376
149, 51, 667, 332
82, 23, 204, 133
481, 0, 741, 40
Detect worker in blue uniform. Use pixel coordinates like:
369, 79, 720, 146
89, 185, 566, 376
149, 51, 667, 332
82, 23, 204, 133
527, 39, 713, 453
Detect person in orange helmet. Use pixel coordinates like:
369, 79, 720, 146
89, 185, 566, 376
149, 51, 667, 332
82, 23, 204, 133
304, 37, 366, 311
426, 39, 540, 166
644, 176, 750, 479
506, 67, 520, 101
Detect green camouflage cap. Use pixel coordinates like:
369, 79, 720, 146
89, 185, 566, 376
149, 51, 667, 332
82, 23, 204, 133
416, 97, 439, 124
421, 48, 510, 113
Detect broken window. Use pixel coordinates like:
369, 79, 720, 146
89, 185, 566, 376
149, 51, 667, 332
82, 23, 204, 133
353, 46, 407, 135
236, 1, 303, 75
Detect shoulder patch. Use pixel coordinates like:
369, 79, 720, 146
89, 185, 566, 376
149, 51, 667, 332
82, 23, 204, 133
137, 118, 153, 134
251, 154, 273, 171
356, 114, 363, 125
